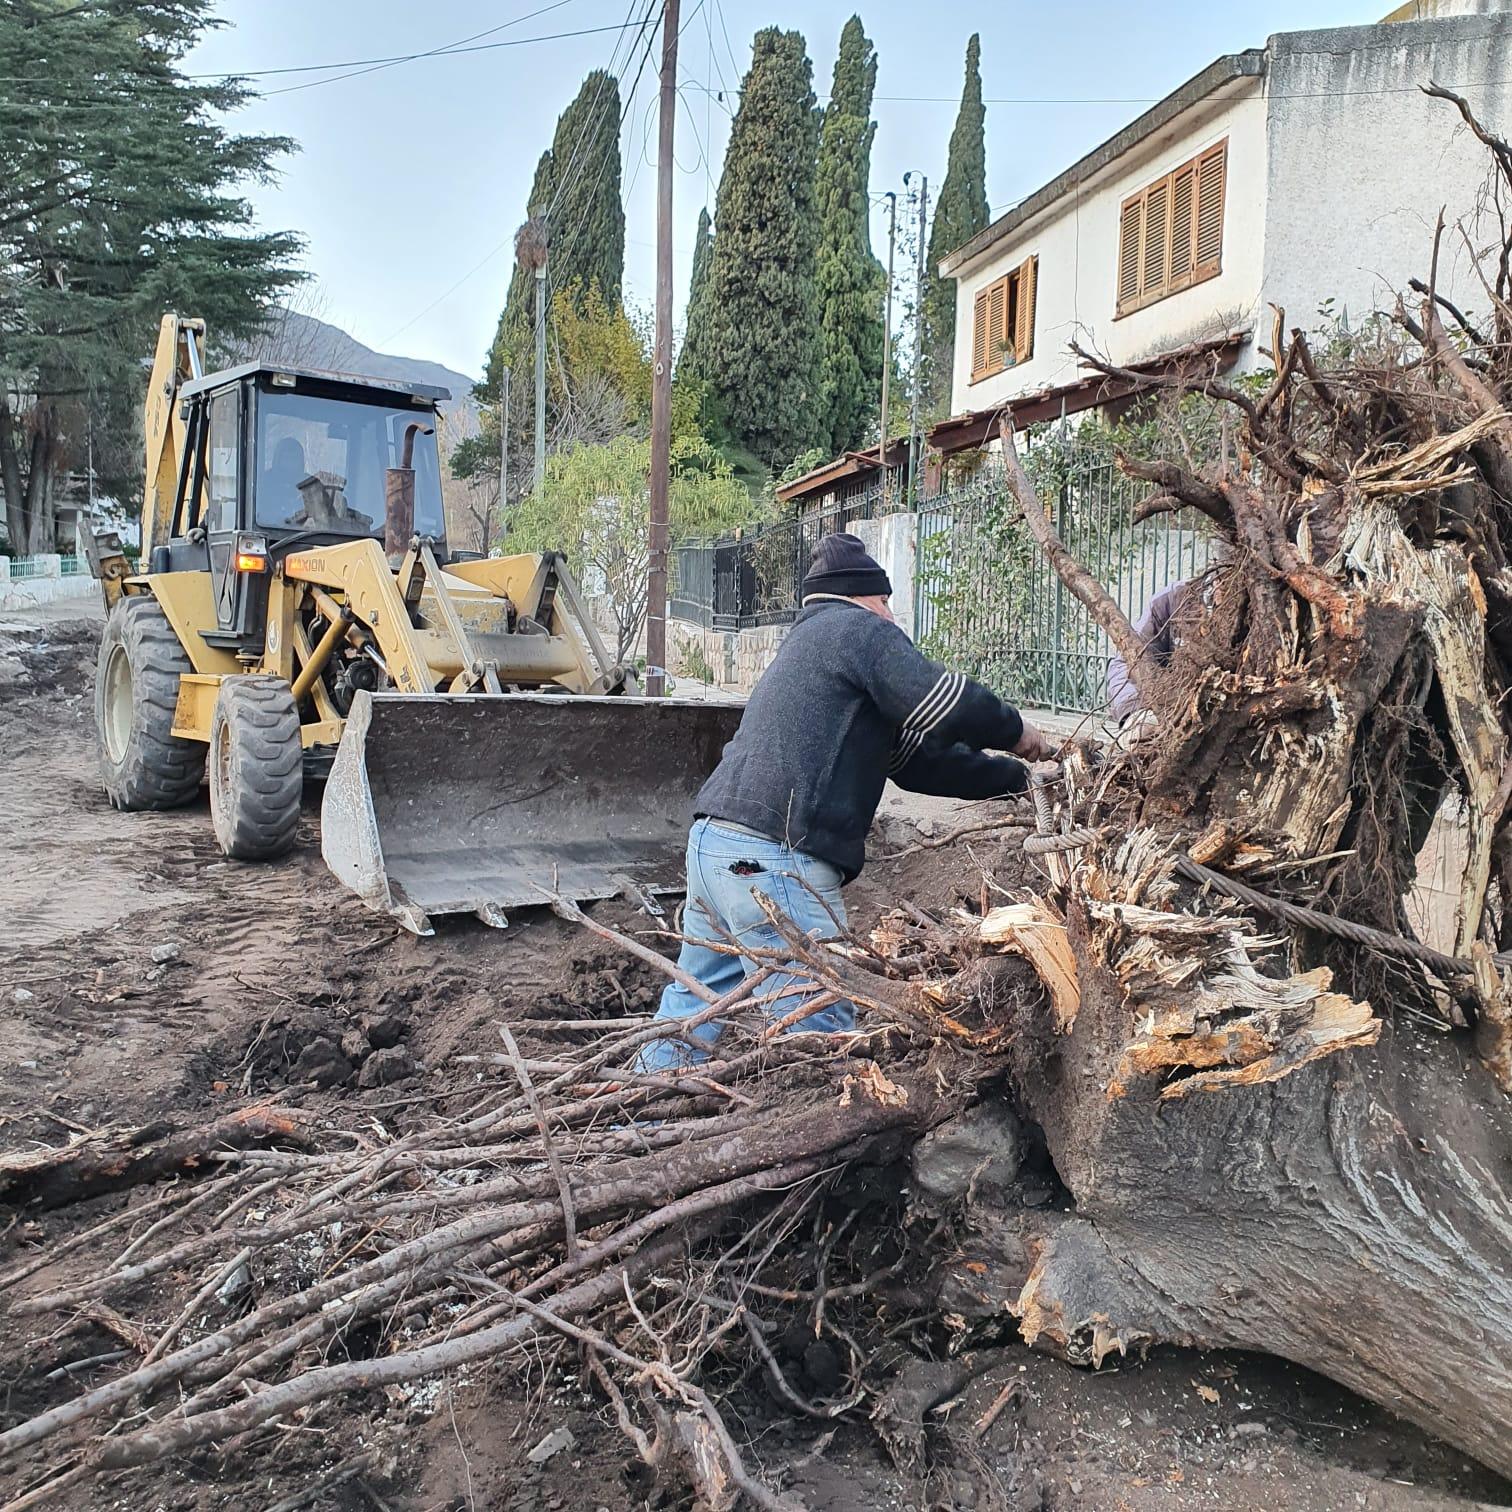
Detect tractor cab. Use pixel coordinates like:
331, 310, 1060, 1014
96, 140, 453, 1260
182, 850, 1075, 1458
156, 362, 450, 652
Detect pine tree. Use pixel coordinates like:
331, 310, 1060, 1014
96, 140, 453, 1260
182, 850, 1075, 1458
679, 207, 715, 382
815, 16, 884, 456
700, 28, 824, 469
0, 0, 301, 549
923, 33, 989, 412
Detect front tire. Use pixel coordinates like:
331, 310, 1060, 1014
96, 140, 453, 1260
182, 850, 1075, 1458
96, 596, 206, 811
208, 678, 303, 860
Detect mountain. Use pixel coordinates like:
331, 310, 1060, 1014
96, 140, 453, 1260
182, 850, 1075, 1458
227, 307, 482, 445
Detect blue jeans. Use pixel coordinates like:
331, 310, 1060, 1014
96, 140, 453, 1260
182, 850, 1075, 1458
637, 818, 855, 1072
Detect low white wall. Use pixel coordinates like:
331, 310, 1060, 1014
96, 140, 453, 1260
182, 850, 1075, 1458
0, 556, 100, 612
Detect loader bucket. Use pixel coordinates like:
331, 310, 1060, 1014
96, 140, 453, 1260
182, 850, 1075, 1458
321, 690, 743, 935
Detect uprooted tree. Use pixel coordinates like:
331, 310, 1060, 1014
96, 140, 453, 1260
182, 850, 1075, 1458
4, 85, 1512, 1512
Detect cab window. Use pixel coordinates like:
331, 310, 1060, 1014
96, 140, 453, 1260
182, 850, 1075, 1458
204, 388, 240, 533
255, 387, 445, 539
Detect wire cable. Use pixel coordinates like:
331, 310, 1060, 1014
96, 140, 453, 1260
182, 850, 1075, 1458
262, 0, 578, 96
379, 0, 657, 347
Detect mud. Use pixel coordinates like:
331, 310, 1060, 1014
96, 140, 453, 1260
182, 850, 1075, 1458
0, 616, 1505, 1511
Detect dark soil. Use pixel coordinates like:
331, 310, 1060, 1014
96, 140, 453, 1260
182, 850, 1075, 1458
0, 615, 1505, 1511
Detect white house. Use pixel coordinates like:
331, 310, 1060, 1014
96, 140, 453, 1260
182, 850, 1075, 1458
934, 4, 1512, 453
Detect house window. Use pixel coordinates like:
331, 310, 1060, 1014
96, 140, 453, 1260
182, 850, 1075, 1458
1116, 139, 1226, 317
970, 255, 1038, 383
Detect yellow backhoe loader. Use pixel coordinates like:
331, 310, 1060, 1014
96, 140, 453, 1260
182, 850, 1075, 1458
88, 314, 739, 934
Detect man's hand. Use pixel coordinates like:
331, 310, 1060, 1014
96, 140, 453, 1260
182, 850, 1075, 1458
1011, 718, 1057, 762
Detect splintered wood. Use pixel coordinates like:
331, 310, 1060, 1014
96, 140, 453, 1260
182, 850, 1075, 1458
1078, 835, 1380, 1100
977, 901, 1079, 1032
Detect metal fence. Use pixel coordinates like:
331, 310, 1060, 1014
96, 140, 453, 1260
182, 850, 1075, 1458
668, 439, 1214, 716
916, 447, 1214, 714
671, 483, 897, 632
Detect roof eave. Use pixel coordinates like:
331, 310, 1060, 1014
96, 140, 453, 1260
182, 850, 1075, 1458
938, 48, 1267, 278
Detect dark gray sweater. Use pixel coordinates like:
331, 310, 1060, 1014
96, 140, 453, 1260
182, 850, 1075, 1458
695, 598, 1028, 880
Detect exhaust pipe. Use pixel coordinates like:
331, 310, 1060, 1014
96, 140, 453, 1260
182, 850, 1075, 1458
384, 421, 431, 559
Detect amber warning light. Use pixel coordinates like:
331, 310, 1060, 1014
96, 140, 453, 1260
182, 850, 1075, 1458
234, 535, 269, 573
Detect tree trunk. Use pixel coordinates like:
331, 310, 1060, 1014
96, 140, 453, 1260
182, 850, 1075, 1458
977, 316, 1512, 1476
0, 395, 26, 550
0, 1106, 314, 1210
924, 836, 1512, 1479
21, 405, 54, 554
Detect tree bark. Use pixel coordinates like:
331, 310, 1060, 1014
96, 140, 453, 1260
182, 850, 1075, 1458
0, 395, 26, 550
0, 1106, 314, 1211
933, 847, 1512, 1479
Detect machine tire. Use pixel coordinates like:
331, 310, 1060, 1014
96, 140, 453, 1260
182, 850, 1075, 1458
208, 677, 303, 860
96, 596, 206, 811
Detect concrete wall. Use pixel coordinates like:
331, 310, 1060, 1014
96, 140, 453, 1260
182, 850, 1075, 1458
949, 78, 1267, 415
1261, 15, 1512, 330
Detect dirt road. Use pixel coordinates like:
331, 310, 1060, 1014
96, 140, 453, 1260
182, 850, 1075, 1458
0, 611, 1505, 1511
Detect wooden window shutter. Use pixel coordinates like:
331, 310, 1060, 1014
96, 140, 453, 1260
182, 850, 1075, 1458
1169, 163, 1196, 287
1014, 255, 1038, 363
1117, 196, 1142, 314
987, 277, 1009, 371
1116, 137, 1227, 315
1194, 142, 1226, 274
971, 286, 991, 379
1142, 176, 1170, 298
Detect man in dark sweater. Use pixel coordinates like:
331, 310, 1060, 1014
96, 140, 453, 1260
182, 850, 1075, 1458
638, 532, 1052, 1071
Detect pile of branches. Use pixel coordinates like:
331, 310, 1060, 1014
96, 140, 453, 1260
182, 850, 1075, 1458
0, 888, 1043, 1511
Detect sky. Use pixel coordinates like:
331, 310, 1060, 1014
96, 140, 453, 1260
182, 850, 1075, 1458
187, 0, 1374, 382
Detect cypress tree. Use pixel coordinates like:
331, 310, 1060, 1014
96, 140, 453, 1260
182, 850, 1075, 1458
479, 68, 625, 464
487, 149, 556, 397
545, 68, 626, 309
923, 33, 989, 411
701, 28, 823, 469
815, 16, 884, 456
679, 206, 715, 382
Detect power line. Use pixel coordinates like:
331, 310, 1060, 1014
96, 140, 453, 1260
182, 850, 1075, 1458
543, 0, 662, 305
379, 0, 659, 347
539, 0, 658, 289
680, 76, 1512, 107
263, 0, 578, 95
712, 0, 743, 100
542, 6, 642, 222
0, 11, 646, 93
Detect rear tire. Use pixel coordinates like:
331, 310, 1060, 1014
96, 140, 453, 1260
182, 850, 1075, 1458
96, 596, 206, 811
209, 678, 303, 860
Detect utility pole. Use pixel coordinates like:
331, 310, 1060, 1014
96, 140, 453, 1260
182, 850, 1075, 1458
497, 364, 510, 548
534, 259, 547, 500
905, 173, 928, 508
879, 190, 896, 501
646, 0, 680, 697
